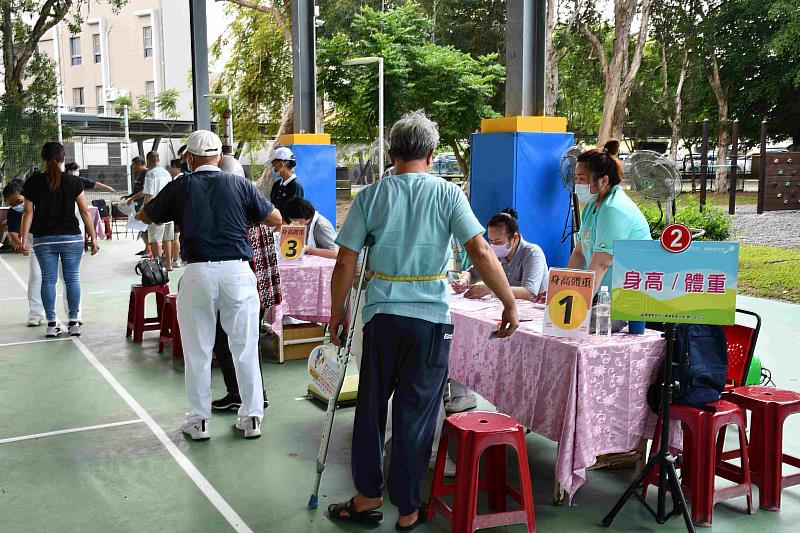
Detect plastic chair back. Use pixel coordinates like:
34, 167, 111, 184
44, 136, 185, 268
723, 309, 761, 386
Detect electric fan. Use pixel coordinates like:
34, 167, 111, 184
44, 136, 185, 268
626, 150, 683, 225
368, 138, 390, 181
560, 145, 585, 247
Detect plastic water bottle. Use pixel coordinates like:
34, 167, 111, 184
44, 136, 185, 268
596, 286, 612, 337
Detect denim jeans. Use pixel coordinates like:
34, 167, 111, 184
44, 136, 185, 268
32, 235, 84, 322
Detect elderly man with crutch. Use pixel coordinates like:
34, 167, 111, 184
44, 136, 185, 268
326, 111, 519, 529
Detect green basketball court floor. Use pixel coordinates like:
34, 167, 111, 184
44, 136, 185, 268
1, 240, 798, 532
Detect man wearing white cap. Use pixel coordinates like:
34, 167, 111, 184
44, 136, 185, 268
137, 130, 282, 440
268, 147, 304, 213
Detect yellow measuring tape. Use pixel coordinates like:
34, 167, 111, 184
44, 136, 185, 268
373, 272, 446, 282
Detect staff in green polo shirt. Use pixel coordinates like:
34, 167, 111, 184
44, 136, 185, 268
570, 140, 651, 295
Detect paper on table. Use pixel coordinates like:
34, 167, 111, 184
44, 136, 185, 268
449, 295, 496, 312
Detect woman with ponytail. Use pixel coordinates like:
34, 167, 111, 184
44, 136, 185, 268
569, 140, 650, 296
19, 142, 99, 338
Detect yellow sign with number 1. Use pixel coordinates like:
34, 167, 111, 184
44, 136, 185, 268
280, 225, 306, 261
542, 268, 595, 339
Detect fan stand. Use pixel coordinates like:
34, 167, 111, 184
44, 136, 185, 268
602, 201, 695, 532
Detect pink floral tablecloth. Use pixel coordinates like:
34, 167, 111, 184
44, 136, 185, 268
448, 296, 666, 501
267, 255, 336, 334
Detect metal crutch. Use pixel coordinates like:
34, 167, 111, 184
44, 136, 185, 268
308, 235, 374, 509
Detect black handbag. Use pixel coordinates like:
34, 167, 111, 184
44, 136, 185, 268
135, 258, 169, 287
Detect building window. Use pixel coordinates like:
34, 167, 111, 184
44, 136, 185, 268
143, 26, 153, 58
145, 81, 155, 114
92, 34, 101, 63
70, 37, 81, 66
73, 87, 85, 113
96, 86, 105, 115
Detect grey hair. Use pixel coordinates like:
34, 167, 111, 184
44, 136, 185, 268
389, 110, 440, 162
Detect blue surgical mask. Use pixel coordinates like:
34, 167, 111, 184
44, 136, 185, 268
273, 169, 281, 181
575, 183, 597, 204
12, 203, 24, 213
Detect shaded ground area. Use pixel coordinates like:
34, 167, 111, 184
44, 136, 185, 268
0, 240, 799, 532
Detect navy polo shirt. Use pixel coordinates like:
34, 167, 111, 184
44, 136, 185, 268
269, 175, 304, 212
143, 167, 274, 263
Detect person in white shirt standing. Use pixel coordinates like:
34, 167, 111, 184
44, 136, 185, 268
142, 152, 174, 269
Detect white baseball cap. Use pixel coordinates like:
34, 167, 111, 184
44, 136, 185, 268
269, 147, 295, 163
187, 130, 223, 156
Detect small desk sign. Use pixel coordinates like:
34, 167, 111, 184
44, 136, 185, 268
280, 225, 306, 261
542, 268, 595, 339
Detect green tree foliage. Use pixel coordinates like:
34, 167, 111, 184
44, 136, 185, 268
0, 50, 59, 181
554, 24, 607, 138
0, 1, 127, 182
318, 2, 504, 176
210, 2, 292, 156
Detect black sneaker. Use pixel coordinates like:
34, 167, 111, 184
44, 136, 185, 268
135, 249, 149, 256
263, 391, 269, 409
211, 393, 241, 411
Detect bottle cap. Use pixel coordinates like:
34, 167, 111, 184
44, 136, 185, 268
601, 286, 608, 292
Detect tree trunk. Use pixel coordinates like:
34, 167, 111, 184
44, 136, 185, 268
451, 141, 470, 197
582, 0, 653, 146
255, 102, 293, 196
707, 50, 730, 192
544, 0, 559, 116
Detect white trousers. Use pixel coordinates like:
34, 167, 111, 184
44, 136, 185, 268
177, 261, 263, 422
27, 237, 82, 322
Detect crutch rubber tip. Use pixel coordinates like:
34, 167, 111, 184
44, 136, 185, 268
308, 494, 318, 509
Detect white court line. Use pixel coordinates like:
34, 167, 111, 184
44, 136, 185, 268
71, 338, 253, 533
0, 338, 71, 348
0, 256, 28, 290
0, 419, 144, 445
0, 296, 27, 301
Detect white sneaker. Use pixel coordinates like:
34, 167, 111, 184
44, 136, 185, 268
68, 322, 82, 336
27, 317, 43, 327
445, 395, 478, 414
46, 323, 62, 338
235, 416, 262, 439
181, 419, 210, 441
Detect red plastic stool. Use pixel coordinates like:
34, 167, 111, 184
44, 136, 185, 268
126, 283, 170, 342
158, 294, 183, 360
428, 412, 535, 533
726, 386, 800, 511
643, 400, 755, 526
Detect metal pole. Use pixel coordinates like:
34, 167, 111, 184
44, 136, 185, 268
228, 93, 234, 148
757, 120, 767, 214
291, 0, 317, 133
378, 58, 384, 177
699, 118, 709, 212
189, 0, 211, 130
57, 106, 63, 143
729, 119, 739, 215
124, 105, 132, 194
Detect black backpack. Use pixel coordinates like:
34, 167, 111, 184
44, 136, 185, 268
647, 324, 728, 413
135, 258, 169, 287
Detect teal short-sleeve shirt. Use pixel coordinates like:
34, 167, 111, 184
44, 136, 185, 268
577, 185, 651, 289
336, 173, 485, 325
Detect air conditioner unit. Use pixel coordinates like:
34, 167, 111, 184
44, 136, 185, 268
104, 88, 129, 102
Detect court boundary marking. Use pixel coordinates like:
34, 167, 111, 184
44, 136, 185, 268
0, 338, 71, 348
0, 419, 145, 445
2, 255, 253, 533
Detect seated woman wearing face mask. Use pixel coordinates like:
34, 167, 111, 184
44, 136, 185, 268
448, 208, 548, 414
570, 140, 651, 299
282, 197, 339, 259
453, 208, 548, 301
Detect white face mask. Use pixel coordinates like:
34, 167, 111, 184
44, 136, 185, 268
575, 183, 597, 204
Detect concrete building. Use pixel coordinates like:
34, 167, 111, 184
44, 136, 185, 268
38, 0, 193, 120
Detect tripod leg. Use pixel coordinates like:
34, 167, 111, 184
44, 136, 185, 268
601, 455, 659, 527
666, 460, 695, 533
